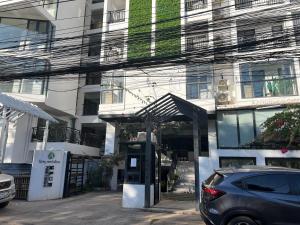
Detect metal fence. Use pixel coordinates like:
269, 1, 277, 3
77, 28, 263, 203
0, 164, 32, 200
235, 0, 285, 9
185, 0, 207, 11
107, 10, 125, 23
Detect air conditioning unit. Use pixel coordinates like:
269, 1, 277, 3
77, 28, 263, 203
216, 92, 231, 105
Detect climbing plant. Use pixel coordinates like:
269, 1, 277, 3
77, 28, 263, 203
128, 0, 152, 60
156, 0, 181, 57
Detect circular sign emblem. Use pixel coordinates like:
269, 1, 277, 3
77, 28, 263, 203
48, 152, 55, 160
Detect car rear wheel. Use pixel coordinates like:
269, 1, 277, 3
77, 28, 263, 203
227, 216, 257, 225
0, 201, 9, 208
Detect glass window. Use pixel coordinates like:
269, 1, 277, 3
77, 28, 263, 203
266, 158, 300, 169
255, 108, 282, 135
238, 111, 255, 146
240, 60, 297, 99
220, 157, 256, 168
101, 72, 124, 104
90, 9, 103, 29
83, 92, 100, 115
242, 175, 290, 194
217, 111, 238, 148
88, 34, 101, 57
0, 18, 27, 49
186, 64, 213, 100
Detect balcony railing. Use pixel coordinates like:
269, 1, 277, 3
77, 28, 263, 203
32, 127, 81, 144
238, 33, 289, 52
81, 132, 104, 148
241, 77, 297, 98
104, 46, 124, 62
186, 35, 209, 51
185, 0, 207, 11
235, 0, 285, 10
107, 10, 125, 23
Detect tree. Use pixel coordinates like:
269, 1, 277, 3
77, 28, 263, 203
261, 105, 300, 148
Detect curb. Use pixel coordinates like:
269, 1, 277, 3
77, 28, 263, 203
140, 207, 199, 215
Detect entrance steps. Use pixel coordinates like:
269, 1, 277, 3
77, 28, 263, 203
173, 161, 195, 195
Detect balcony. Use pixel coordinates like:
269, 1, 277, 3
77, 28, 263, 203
240, 60, 298, 99
237, 31, 289, 52
32, 127, 81, 144
103, 45, 124, 62
241, 77, 298, 98
32, 126, 104, 149
107, 10, 125, 23
186, 35, 209, 52
235, 0, 285, 10
185, 0, 207, 11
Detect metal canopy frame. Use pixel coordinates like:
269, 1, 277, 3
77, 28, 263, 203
0, 92, 57, 163
135, 93, 208, 210
135, 93, 207, 125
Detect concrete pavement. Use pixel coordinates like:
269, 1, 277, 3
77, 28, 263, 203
0, 192, 205, 225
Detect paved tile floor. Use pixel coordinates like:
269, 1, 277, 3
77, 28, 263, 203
0, 192, 205, 225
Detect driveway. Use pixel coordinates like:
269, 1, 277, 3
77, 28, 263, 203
0, 192, 205, 225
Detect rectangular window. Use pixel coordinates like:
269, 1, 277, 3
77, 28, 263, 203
0, 18, 53, 51
217, 108, 283, 149
219, 157, 256, 168
185, 22, 209, 52
217, 111, 238, 148
266, 158, 300, 169
88, 34, 101, 58
186, 64, 213, 100
100, 71, 124, 104
293, 13, 300, 45
240, 60, 297, 99
90, 9, 103, 29
83, 92, 100, 115
237, 29, 256, 52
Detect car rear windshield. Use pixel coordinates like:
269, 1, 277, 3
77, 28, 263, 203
205, 172, 224, 186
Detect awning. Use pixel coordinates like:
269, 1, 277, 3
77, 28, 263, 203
135, 93, 207, 126
0, 92, 56, 122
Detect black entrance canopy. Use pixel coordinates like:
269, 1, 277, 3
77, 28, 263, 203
135, 93, 207, 124
99, 93, 208, 210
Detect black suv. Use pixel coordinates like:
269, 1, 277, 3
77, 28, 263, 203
200, 167, 300, 225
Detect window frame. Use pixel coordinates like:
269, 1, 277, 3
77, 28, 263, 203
100, 71, 124, 105
219, 157, 257, 168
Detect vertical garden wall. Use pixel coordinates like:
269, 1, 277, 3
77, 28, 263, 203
156, 0, 181, 57
128, 0, 152, 60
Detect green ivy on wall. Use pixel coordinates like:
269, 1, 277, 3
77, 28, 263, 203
156, 0, 181, 58
128, 0, 152, 60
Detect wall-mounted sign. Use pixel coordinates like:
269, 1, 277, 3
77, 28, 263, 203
130, 158, 137, 168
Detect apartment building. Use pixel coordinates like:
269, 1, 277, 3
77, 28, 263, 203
0, 0, 102, 163
91, 0, 300, 195
1, 0, 300, 200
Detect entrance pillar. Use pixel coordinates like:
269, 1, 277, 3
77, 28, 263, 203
193, 110, 200, 211
144, 116, 152, 208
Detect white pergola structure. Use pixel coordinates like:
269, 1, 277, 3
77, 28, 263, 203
0, 92, 56, 163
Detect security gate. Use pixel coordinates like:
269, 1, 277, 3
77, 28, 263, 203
63, 153, 85, 197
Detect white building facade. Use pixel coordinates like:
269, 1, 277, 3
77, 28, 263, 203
1, 0, 300, 197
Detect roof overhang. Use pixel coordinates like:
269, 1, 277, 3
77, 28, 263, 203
0, 92, 56, 122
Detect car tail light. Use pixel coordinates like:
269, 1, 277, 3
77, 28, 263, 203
202, 186, 225, 201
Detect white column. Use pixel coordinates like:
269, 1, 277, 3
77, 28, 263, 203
42, 120, 49, 151
104, 122, 119, 155
0, 107, 9, 163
